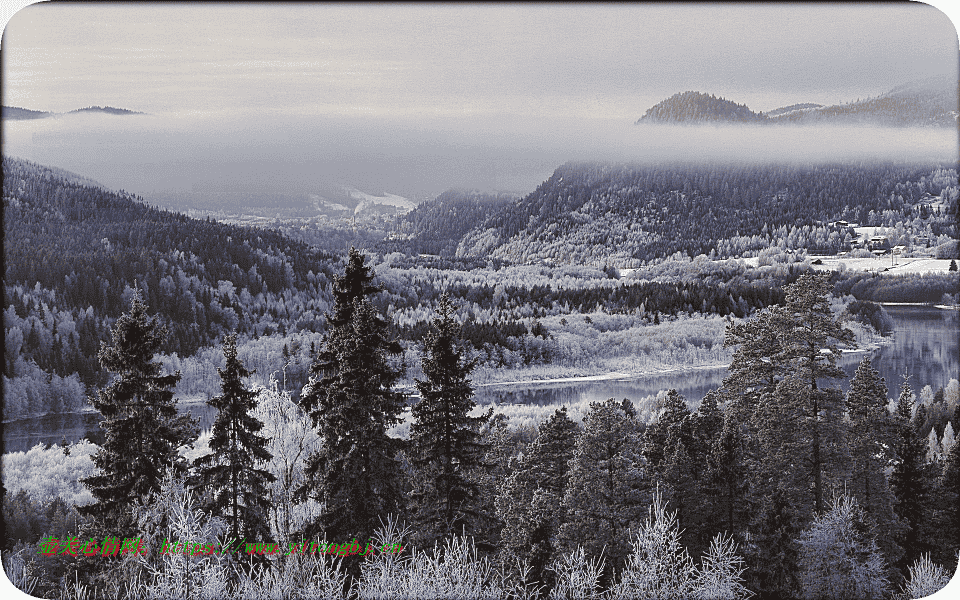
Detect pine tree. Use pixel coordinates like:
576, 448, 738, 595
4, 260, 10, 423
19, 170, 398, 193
745, 272, 853, 519
497, 407, 579, 591
79, 290, 198, 538
194, 333, 275, 545
935, 439, 960, 570
642, 389, 691, 471
408, 293, 487, 545
845, 357, 903, 569
705, 413, 750, 540
722, 310, 783, 424
559, 398, 648, 577
745, 486, 801, 599
297, 249, 405, 551
890, 377, 930, 572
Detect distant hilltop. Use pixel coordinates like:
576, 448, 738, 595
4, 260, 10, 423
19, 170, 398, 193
2, 105, 146, 120
637, 75, 958, 127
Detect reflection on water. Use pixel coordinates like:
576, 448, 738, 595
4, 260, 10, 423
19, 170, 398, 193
3, 305, 957, 453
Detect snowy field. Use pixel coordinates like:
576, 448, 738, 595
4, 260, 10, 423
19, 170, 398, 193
737, 255, 955, 275
807, 255, 956, 275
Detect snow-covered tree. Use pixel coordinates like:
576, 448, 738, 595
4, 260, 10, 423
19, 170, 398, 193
927, 427, 944, 463
796, 494, 889, 600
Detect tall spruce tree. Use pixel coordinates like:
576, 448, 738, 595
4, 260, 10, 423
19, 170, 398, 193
79, 290, 198, 538
890, 377, 930, 572
194, 334, 275, 545
296, 248, 405, 548
845, 357, 903, 569
408, 293, 487, 545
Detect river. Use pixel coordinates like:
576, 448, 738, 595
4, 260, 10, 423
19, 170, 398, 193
3, 305, 957, 453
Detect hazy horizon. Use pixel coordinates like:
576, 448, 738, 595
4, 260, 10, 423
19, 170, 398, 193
2, 3, 958, 201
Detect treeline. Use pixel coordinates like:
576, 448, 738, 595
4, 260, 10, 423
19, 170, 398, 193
455, 161, 957, 266
3, 267, 959, 600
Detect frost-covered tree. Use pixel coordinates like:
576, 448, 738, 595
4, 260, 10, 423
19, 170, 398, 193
900, 553, 952, 600
942, 422, 956, 457
408, 293, 487, 545
131, 469, 228, 600
608, 487, 697, 600
80, 290, 198, 539
193, 333, 275, 546
796, 494, 890, 600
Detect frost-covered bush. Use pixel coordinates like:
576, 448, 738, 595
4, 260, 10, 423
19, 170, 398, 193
354, 515, 505, 600
693, 534, 752, 600
234, 552, 348, 600
132, 469, 228, 600
547, 546, 605, 600
900, 553, 951, 599
607, 488, 696, 600
796, 494, 889, 600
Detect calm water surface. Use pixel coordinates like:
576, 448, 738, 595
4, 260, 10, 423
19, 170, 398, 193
3, 305, 956, 453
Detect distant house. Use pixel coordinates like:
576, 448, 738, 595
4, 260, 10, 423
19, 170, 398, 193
868, 235, 890, 253
891, 245, 906, 255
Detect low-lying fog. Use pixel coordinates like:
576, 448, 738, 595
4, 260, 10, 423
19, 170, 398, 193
3, 111, 957, 203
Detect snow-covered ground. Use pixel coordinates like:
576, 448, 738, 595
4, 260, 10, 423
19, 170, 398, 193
808, 255, 956, 275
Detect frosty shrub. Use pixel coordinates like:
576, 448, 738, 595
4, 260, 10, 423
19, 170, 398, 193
354, 515, 505, 600
607, 488, 696, 600
900, 553, 951, 599
796, 494, 890, 600
234, 552, 348, 600
693, 533, 752, 600
547, 546, 605, 600
132, 469, 229, 600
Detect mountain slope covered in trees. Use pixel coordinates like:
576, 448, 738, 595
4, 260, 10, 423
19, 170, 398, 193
3, 157, 340, 388
454, 161, 958, 266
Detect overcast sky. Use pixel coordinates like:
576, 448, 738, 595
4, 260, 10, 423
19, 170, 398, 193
3, 3, 958, 118
2, 3, 958, 196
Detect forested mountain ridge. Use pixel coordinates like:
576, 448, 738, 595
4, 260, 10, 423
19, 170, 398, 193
636, 91, 764, 124
377, 189, 518, 256
3, 157, 341, 388
455, 161, 958, 266
637, 76, 958, 127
